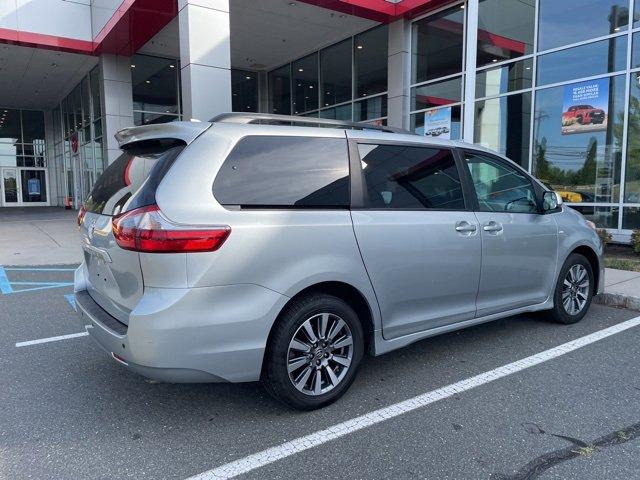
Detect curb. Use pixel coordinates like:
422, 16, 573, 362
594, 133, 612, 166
594, 293, 640, 312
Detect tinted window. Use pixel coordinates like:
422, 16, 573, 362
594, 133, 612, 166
538, 0, 628, 51
84, 142, 183, 215
354, 25, 388, 98
213, 136, 349, 208
477, 0, 535, 66
536, 36, 627, 86
358, 144, 464, 210
412, 6, 465, 83
466, 153, 538, 213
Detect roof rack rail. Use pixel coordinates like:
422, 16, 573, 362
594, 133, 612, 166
209, 112, 412, 135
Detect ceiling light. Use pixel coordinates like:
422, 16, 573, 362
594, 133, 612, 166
145, 80, 151, 84
169, 64, 175, 68
492, 59, 498, 63
309, 85, 313, 89
245, 76, 251, 80
297, 83, 302, 87
525, 66, 531, 70
356, 45, 363, 50
298, 68, 304, 72
614, 27, 621, 32
460, 4, 465, 8
131, 64, 136, 68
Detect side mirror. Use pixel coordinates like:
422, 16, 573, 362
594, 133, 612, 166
542, 191, 562, 212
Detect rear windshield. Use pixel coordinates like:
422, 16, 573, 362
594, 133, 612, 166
83, 140, 184, 215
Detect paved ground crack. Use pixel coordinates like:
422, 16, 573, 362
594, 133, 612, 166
496, 422, 640, 479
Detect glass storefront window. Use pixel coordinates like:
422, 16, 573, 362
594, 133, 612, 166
623, 207, 640, 229
476, 58, 533, 98
132, 55, 179, 116
411, 76, 463, 111
269, 64, 291, 114
319, 104, 352, 121
293, 53, 319, 114
354, 95, 387, 122
477, 0, 534, 66
81, 78, 91, 126
412, 6, 465, 84
533, 75, 625, 205
0, 109, 21, 145
538, 0, 629, 52
354, 25, 388, 98
411, 105, 462, 139
231, 69, 259, 112
474, 92, 532, 168
537, 36, 627, 86
624, 73, 640, 203
20, 169, 47, 203
321, 39, 352, 107
90, 67, 102, 118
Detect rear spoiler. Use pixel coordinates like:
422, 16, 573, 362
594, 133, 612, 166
115, 121, 212, 149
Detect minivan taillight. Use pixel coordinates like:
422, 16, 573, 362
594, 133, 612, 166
112, 205, 230, 253
77, 205, 87, 227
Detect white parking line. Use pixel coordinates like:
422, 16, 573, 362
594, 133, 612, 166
15, 331, 88, 348
186, 315, 640, 480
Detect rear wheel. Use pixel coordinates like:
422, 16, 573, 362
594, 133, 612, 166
262, 294, 364, 410
548, 253, 594, 324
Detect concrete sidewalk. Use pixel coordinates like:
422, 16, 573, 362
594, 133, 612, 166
595, 268, 640, 311
0, 207, 82, 266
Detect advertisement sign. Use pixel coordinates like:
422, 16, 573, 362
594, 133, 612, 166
423, 107, 452, 139
27, 177, 41, 196
561, 79, 609, 135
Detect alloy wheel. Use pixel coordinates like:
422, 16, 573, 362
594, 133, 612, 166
287, 313, 354, 396
562, 264, 590, 315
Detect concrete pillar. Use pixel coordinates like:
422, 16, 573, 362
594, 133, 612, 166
386, 19, 411, 130
179, 0, 232, 121
99, 54, 134, 164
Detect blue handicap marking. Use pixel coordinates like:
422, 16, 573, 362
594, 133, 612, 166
0, 266, 74, 295
65, 294, 77, 311
0, 267, 13, 294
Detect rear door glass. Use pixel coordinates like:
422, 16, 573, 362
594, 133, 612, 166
357, 144, 465, 210
213, 136, 350, 208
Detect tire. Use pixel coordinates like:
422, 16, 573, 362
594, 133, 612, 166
548, 253, 594, 324
262, 293, 364, 410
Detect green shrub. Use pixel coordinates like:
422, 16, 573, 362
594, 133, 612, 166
597, 228, 613, 247
632, 229, 640, 254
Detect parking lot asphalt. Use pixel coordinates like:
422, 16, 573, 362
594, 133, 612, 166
1, 264, 639, 480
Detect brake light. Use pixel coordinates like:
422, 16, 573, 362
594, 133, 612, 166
77, 205, 87, 227
112, 205, 230, 253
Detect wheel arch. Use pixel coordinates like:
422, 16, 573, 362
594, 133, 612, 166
569, 244, 600, 291
265, 281, 376, 361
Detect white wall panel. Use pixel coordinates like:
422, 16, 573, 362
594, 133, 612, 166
15, 0, 92, 40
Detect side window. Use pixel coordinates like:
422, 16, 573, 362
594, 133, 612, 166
465, 152, 539, 213
213, 136, 349, 207
358, 144, 465, 210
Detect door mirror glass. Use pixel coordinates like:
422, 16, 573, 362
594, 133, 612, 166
542, 191, 561, 211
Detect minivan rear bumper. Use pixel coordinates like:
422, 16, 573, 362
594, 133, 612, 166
74, 264, 288, 383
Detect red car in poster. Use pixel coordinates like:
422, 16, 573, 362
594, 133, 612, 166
562, 105, 605, 125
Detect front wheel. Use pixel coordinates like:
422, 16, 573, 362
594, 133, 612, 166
262, 294, 364, 410
548, 253, 594, 324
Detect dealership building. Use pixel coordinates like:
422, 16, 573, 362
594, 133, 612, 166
0, 0, 639, 240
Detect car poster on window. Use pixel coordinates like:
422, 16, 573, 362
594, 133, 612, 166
423, 107, 452, 139
561, 78, 608, 135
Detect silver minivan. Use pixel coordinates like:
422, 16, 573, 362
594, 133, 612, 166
74, 114, 603, 410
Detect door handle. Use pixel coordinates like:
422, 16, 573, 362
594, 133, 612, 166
483, 221, 503, 233
455, 221, 477, 234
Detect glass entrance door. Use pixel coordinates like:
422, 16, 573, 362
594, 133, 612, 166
1, 168, 19, 206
